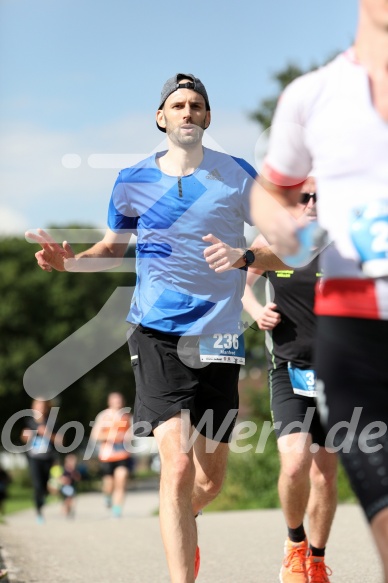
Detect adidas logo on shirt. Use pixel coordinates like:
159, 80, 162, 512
205, 169, 224, 182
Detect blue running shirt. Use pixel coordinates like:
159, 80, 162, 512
108, 147, 256, 336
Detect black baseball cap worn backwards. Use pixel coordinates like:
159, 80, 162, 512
156, 73, 210, 133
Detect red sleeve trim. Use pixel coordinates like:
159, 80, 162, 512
261, 161, 306, 189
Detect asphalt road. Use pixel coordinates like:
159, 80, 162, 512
0, 487, 383, 582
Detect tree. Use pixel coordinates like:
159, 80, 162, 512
0, 234, 137, 446
249, 54, 338, 130
249, 64, 308, 131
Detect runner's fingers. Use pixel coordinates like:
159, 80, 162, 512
26, 230, 66, 261
213, 256, 227, 269
25, 230, 50, 245
204, 245, 224, 262
35, 250, 44, 263
25, 228, 56, 246
35, 251, 53, 271
37, 228, 59, 245
261, 315, 279, 329
62, 241, 75, 258
42, 241, 67, 256
202, 233, 221, 247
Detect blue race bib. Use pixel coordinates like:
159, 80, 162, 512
350, 200, 388, 278
31, 435, 50, 454
288, 362, 316, 397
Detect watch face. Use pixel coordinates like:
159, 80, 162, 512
244, 249, 255, 266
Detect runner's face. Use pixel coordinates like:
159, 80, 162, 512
156, 87, 210, 146
108, 393, 124, 409
298, 177, 317, 220
360, 0, 388, 29
32, 400, 48, 415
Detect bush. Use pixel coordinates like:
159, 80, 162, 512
209, 423, 280, 511
208, 415, 356, 513
211, 380, 357, 512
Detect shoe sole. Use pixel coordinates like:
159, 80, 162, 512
279, 567, 308, 583
194, 546, 200, 580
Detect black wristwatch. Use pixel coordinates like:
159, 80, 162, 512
239, 249, 255, 269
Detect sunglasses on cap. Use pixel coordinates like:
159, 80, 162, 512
299, 192, 317, 205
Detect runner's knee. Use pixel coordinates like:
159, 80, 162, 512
309, 455, 337, 489
280, 451, 312, 481
161, 453, 195, 493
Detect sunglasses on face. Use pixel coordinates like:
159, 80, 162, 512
299, 192, 317, 205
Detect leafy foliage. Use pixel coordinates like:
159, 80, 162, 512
249, 64, 309, 131
0, 235, 136, 445
208, 380, 355, 511
249, 53, 339, 131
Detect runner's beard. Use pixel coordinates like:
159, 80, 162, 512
167, 122, 206, 147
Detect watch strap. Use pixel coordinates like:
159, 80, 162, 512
238, 249, 255, 270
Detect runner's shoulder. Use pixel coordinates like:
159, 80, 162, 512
279, 52, 349, 113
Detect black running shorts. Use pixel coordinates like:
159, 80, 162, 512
100, 458, 132, 477
269, 365, 327, 447
315, 316, 388, 522
127, 324, 240, 443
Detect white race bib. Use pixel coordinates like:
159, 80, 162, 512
199, 333, 245, 364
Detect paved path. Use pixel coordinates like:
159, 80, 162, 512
0, 486, 383, 582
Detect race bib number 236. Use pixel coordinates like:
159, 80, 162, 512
199, 333, 245, 364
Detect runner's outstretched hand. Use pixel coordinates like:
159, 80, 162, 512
25, 228, 75, 272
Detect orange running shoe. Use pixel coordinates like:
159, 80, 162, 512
194, 546, 200, 579
280, 538, 308, 583
306, 554, 332, 583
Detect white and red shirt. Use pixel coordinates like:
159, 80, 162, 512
262, 49, 388, 320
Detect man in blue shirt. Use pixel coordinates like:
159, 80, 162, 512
28, 73, 283, 582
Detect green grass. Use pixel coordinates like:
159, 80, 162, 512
2, 482, 34, 516
5, 459, 354, 517
2, 423, 356, 518
0, 469, 157, 517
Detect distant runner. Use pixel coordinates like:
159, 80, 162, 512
91, 392, 132, 518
